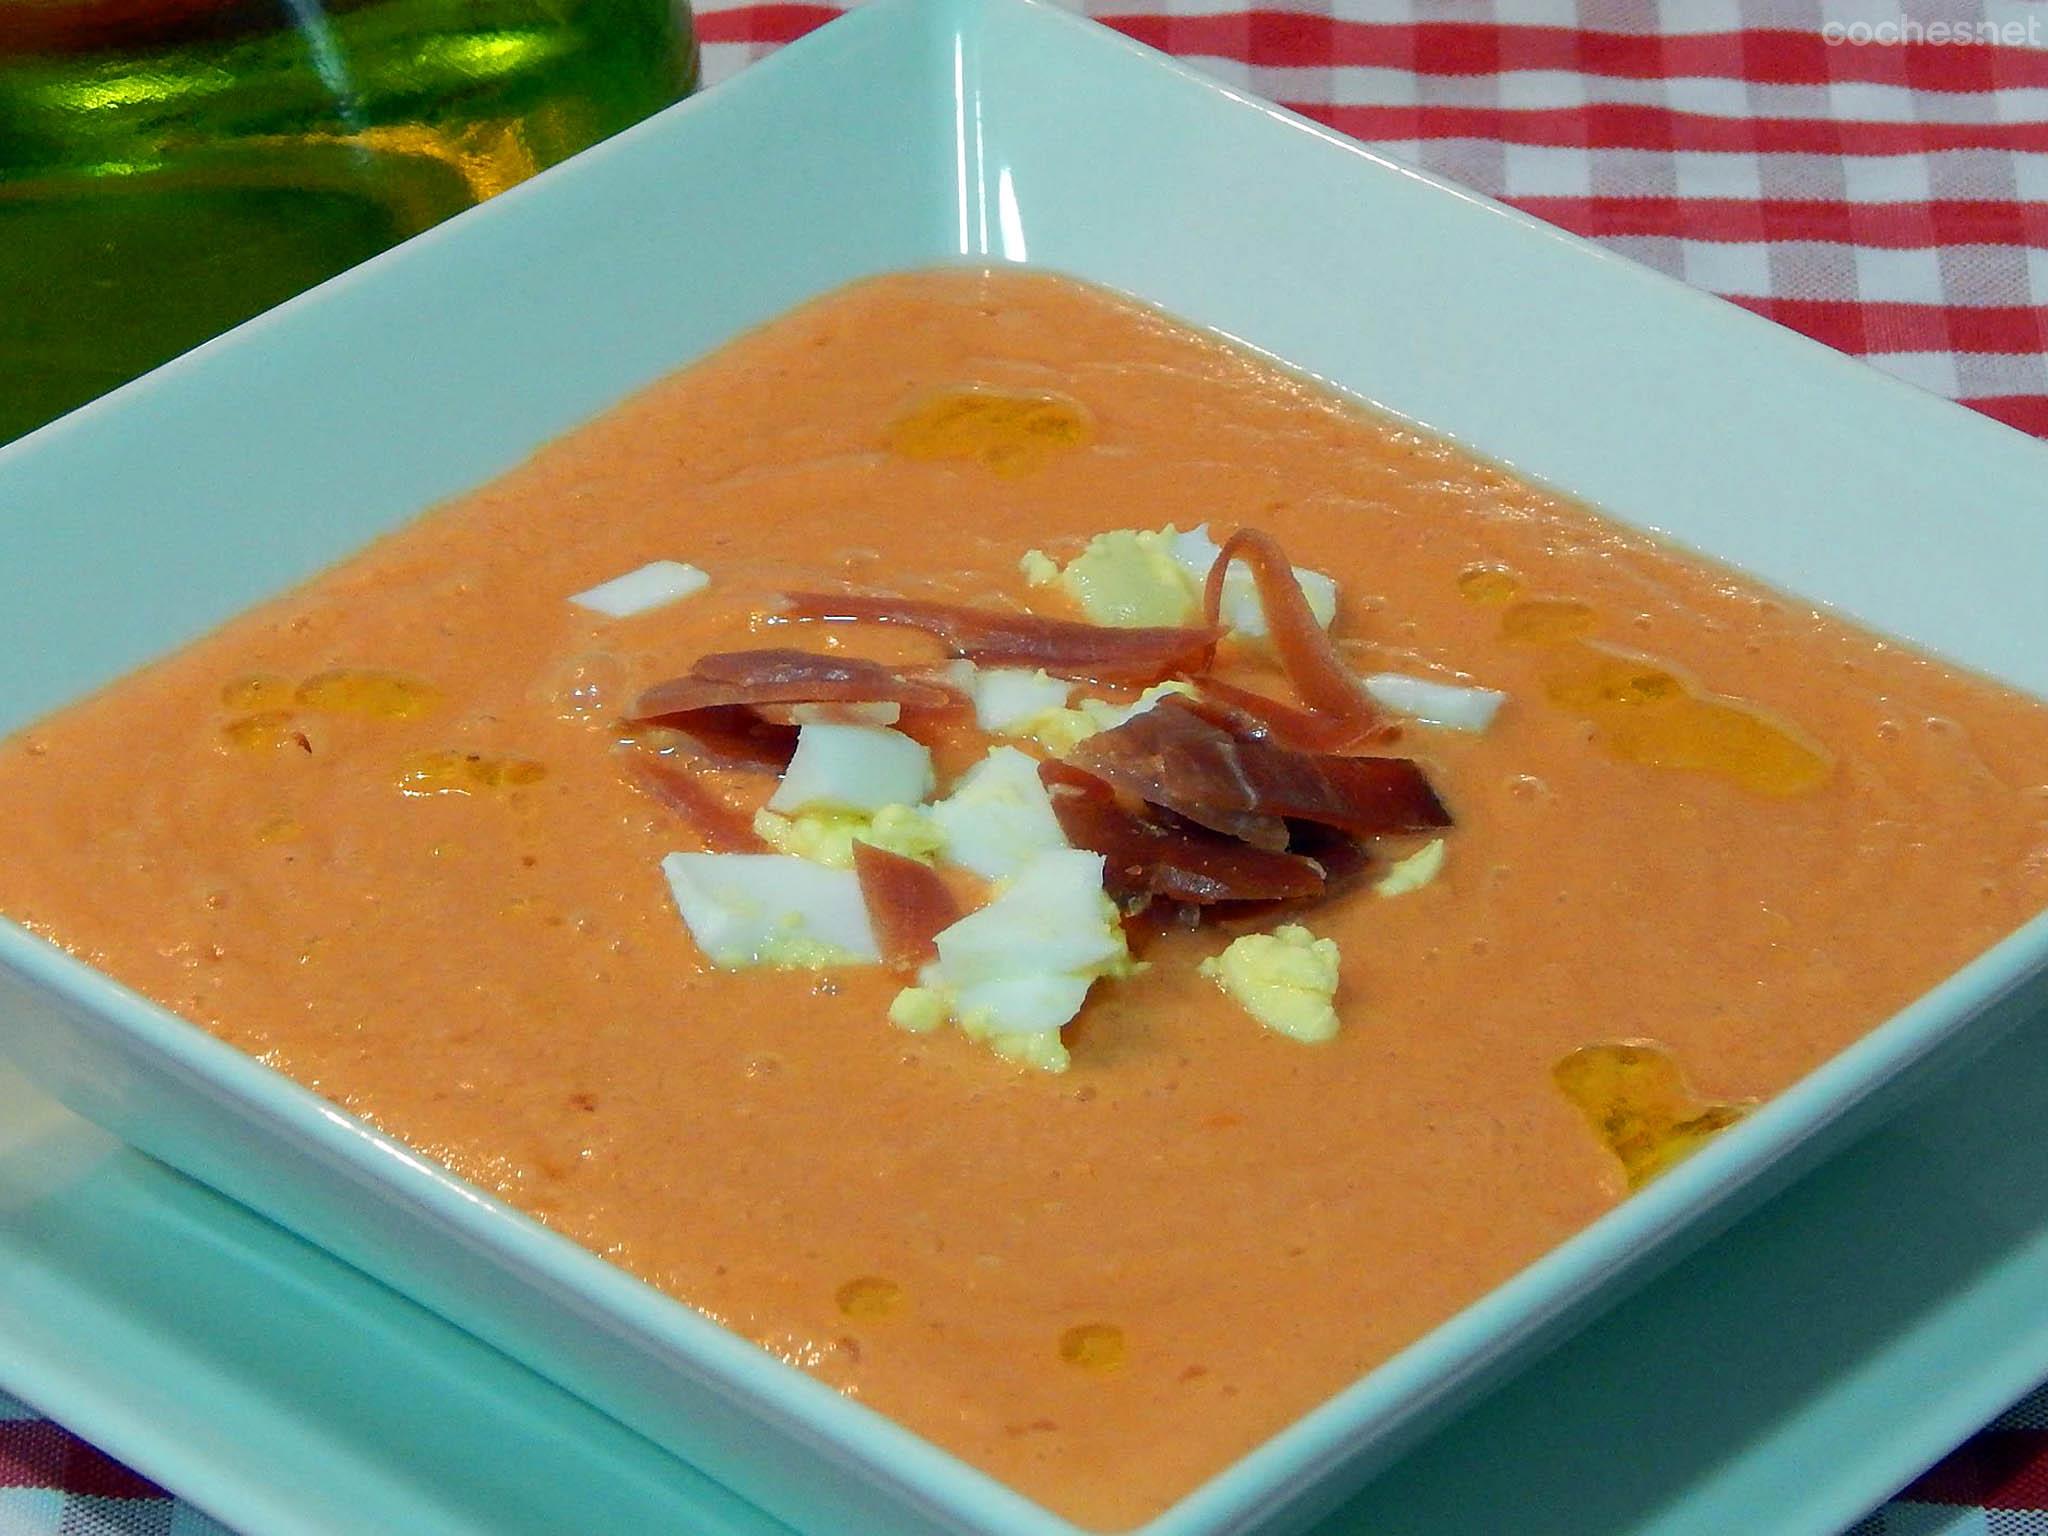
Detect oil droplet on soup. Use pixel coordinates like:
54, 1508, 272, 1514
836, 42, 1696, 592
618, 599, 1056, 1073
220, 674, 295, 712
295, 669, 441, 721
395, 750, 547, 795
836, 1275, 906, 1321
887, 387, 1093, 476
1541, 650, 1832, 798
1553, 1041, 1752, 1190
1498, 600, 1832, 797
254, 815, 304, 845
1499, 597, 1600, 646
1058, 1323, 1127, 1372
1455, 566, 1522, 605
221, 712, 310, 753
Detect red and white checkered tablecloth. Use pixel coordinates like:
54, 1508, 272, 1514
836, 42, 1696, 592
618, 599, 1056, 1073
5, 3, 2047, 1533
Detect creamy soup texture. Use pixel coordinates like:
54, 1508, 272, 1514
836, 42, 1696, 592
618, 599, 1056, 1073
5, 269, 2048, 1530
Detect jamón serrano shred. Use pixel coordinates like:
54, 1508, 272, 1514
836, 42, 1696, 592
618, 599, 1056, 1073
620, 752, 766, 852
637, 706, 798, 773
1194, 676, 1396, 752
1075, 699, 1449, 844
1161, 736, 1452, 838
777, 592, 1220, 684
1042, 766, 1327, 905
1203, 529, 1382, 746
632, 648, 958, 718
853, 842, 961, 970
628, 648, 960, 772
1067, 700, 1290, 850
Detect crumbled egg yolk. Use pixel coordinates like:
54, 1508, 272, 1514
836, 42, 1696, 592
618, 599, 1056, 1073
1199, 924, 1342, 1043
1058, 528, 1202, 627
1035, 524, 1338, 639
1375, 838, 1446, 898
752, 804, 945, 869
891, 984, 1075, 1071
1019, 549, 1061, 586
1011, 680, 1198, 756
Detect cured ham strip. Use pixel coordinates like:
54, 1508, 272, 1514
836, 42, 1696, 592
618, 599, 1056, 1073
632, 648, 957, 718
639, 707, 798, 773
628, 648, 961, 772
853, 841, 961, 970
1067, 700, 1290, 850
1073, 697, 1448, 845
1162, 735, 1452, 839
620, 752, 766, 852
1195, 676, 1396, 753
1042, 766, 1325, 905
778, 592, 1220, 684
1202, 529, 1381, 746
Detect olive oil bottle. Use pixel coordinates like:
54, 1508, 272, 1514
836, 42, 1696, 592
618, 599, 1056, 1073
0, 0, 695, 444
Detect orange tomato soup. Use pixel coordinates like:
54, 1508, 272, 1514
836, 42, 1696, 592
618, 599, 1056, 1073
5, 270, 2046, 1529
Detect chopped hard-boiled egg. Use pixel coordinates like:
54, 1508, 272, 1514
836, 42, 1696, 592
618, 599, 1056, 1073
950, 662, 1073, 733
1059, 528, 1202, 627
893, 849, 1137, 1071
1199, 924, 1343, 1043
662, 852, 879, 968
1041, 524, 1337, 640
1011, 680, 1197, 756
569, 560, 710, 617
768, 722, 935, 815
929, 746, 1068, 878
1361, 672, 1506, 732
1375, 838, 1446, 897
752, 803, 944, 868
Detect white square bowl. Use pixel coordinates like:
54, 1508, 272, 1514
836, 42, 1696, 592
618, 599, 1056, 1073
3, 1, 2046, 1532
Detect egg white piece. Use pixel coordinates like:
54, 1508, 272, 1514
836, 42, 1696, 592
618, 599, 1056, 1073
952, 973, 1096, 1035
569, 559, 710, 618
929, 745, 1069, 879
661, 852, 879, 967
968, 666, 1073, 733
1167, 523, 1337, 637
1361, 672, 1506, 732
1375, 837, 1447, 897
769, 722, 936, 814
925, 850, 1124, 1033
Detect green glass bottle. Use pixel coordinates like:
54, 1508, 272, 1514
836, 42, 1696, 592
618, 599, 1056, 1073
0, 0, 696, 444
